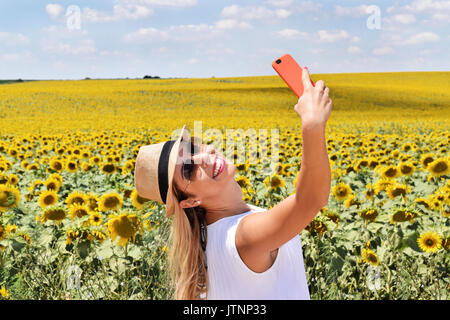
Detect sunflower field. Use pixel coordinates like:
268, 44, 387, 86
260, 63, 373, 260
0, 72, 449, 300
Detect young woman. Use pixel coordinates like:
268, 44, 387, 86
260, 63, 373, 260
134, 67, 332, 299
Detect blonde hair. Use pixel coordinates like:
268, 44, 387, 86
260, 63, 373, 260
168, 182, 208, 299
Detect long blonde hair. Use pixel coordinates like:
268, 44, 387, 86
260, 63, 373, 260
168, 182, 208, 299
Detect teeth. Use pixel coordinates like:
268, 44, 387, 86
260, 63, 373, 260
213, 158, 221, 178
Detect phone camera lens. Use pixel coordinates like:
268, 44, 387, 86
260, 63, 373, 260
276, 59, 282, 64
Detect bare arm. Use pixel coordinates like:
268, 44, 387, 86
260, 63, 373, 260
237, 67, 332, 255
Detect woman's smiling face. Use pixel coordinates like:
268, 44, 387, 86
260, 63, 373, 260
173, 139, 236, 205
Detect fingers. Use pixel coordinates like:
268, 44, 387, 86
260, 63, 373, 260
315, 80, 325, 92
324, 87, 329, 96
301, 67, 313, 90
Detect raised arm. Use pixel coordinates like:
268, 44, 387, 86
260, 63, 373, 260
236, 66, 332, 255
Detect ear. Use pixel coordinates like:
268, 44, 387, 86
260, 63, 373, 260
179, 198, 200, 209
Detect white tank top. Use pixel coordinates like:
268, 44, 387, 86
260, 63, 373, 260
204, 203, 310, 300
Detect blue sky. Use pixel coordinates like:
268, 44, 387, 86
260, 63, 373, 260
0, 0, 449, 79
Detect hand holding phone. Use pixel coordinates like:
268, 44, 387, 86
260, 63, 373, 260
272, 54, 315, 98
294, 63, 332, 129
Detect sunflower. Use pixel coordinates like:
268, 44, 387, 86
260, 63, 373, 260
355, 159, 369, 171
98, 192, 123, 212
235, 175, 251, 189
68, 203, 90, 219
100, 162, 116, 174
325, 212, 340, 227
89, 211, 103, 226
305, 219, 327, 236
123, 159, 135, 172
427, 158, 450, 177
386, 183, 411, 200
420, 153, 435, 168
331, 182, 352, 201
81, 162, 93, 172
398, 161, 415, 176
107, 212, 143, 246
0, 184, 21, 212
378, 165, 400, 179
414, 197, 431, 209
26, 163, 39, 171
360, 248, 379, 266
344, 194, 360, 208
264, 174, 286, 191
130, 189, 150, 209
0, 286, 9, 299
65, 160, 78, 173
359, 208, 378, 222
89, 156, 102, 166
49, 173, 63, 185
0, 225, 5, 241
390, 208, 416, 224
37, 205, 67, 223
374, 178, 394, 194
417, 232, 442, 253
365, 183, 377, 201
90, 230, 107, 243
65, 191, 87, 207
49, 158, 64, 172
7, 174, 19, 186
442, 237, 450, 251
44, 178, 61, 192
38, 189, 59, 208
86, 193, 99, 211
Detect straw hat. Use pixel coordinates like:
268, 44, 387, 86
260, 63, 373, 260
134, 124, 191, 217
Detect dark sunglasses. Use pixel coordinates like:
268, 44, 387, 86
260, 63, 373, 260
181, 139, 201, 181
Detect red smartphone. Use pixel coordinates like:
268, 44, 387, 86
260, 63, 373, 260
272, 54, 315, 98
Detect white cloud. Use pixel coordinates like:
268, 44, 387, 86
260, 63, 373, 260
125, 0, 198, 7
46, 3, 64, 19
124, 24, 227, 43
0, 32, 30, 46
316, 30, 350, 43
392, 13, 416, 24
373, 47, 395, 55
348, 46, 363, 54
82, 4, 153, 22
215, 19, 252, 30
124, 27, 169, 42
221, 5, 291, 21
80, 0, 197, 23
402, 31, 440, 45
1, 50, 34, 62
42, 39, 97, 55
276, 28, 309, 40
335, 5, 371, 17
404, 0, 450, 13
265, 0, 293, 7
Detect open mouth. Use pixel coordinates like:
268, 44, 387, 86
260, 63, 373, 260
213, 156, 225, 179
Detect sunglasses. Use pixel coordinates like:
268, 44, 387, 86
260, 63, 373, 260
181, 139, 201, 181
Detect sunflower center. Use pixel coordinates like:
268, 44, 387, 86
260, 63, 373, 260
432, 161, 447, 173
53, 162, 62, 170
44, 195, 56, 205
385, 168, 397, 177
46, 209, 66, 220
425, 239, 435, 247
104, 196, 119, 208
